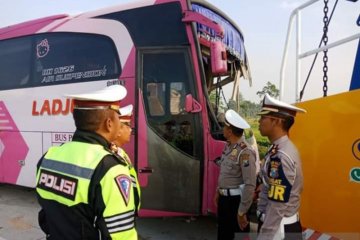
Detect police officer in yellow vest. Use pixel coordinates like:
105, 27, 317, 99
110, 104, 141, 213
257, 94, 306, 240
36, 85, 138, 240
214, 109, 257, 240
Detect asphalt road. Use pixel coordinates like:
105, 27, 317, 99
0, 184, 259, 240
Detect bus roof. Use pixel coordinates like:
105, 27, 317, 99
0, 15, 69, 40
0, 0, 249, 66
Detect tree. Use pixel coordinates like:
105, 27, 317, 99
256, 81, 280, 101
239, 100, 261, 118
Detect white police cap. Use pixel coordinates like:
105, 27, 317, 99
225, 109, 250, 129
65, 84, 127, 111
119, 104, 133, 122
259, 93, 306, 117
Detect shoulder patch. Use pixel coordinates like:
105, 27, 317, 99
115, 174, 132, 206
240, 153, 250, 167
267, 156, 292, 203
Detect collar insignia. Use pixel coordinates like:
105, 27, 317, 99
269, 144, 278, 155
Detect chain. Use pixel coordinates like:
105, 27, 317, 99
322, 0, 329, 97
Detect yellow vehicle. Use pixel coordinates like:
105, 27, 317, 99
280, 0, 360, 238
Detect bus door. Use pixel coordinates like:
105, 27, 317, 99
137, 48, 203, 214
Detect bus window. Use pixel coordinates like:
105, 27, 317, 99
0, 37, 31, 90
141, 49, 200, 157
0, 33, 121, 91
33, 33, 121, 87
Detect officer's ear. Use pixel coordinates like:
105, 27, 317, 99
104, 117, 112, 132
101, 110, 117, 134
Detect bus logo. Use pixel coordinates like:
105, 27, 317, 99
350, 168, 360, 183
36, 39, 50, 58
352, 138, 360, 160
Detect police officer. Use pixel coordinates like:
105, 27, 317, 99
215, 109, 257, 240
110, 104, 141, 214
36, 85, 138, 240
257, 94, 306, 240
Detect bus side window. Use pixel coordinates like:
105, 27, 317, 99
0, 38, 31, 90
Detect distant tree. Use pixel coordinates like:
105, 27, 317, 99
209, 90, 226, 114
256, 81, 280, 101
239, 100, 261, 118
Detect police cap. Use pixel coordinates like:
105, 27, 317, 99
258, 94, 306, 117
66, 84, 127, 112
118, 104, 133, 122
224, 109, 250, 129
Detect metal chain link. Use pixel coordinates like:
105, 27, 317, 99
323, 0, 329, 97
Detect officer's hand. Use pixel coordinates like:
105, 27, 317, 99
237, 213, 249, 230
213, 190, 219, 207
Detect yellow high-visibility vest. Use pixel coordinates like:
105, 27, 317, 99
36, 141, 137, 240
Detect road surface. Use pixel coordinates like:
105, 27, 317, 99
0, 184, 259, 240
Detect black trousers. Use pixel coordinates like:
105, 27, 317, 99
217, 195, 250, 240
258, 220, 302, 240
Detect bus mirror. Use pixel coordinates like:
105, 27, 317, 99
185, 94, 202, 113
211, 40, 227, 75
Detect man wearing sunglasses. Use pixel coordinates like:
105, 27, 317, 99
257, 94, 306, 240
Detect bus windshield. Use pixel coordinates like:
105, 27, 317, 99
192, 3, 251, 136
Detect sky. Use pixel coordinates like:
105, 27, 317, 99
1, 0, 359, 103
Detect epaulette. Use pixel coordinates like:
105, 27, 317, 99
239, 142, 247, 149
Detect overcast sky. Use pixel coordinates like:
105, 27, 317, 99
1, 0, 359, 103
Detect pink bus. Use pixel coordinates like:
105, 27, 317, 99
0, 0, 251, 217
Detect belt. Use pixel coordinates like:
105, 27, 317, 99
274, 213, 300, 240
218, 188, 241, 196
282, 213, 299, 225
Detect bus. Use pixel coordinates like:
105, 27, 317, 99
280, 0, 360, 238
0, 0, 251, 217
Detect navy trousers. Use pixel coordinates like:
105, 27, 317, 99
217, 194, 250, 240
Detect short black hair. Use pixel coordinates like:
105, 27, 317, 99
269, 113, 294, 131
73, 109, 111, 131
229, 125, 244, 137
